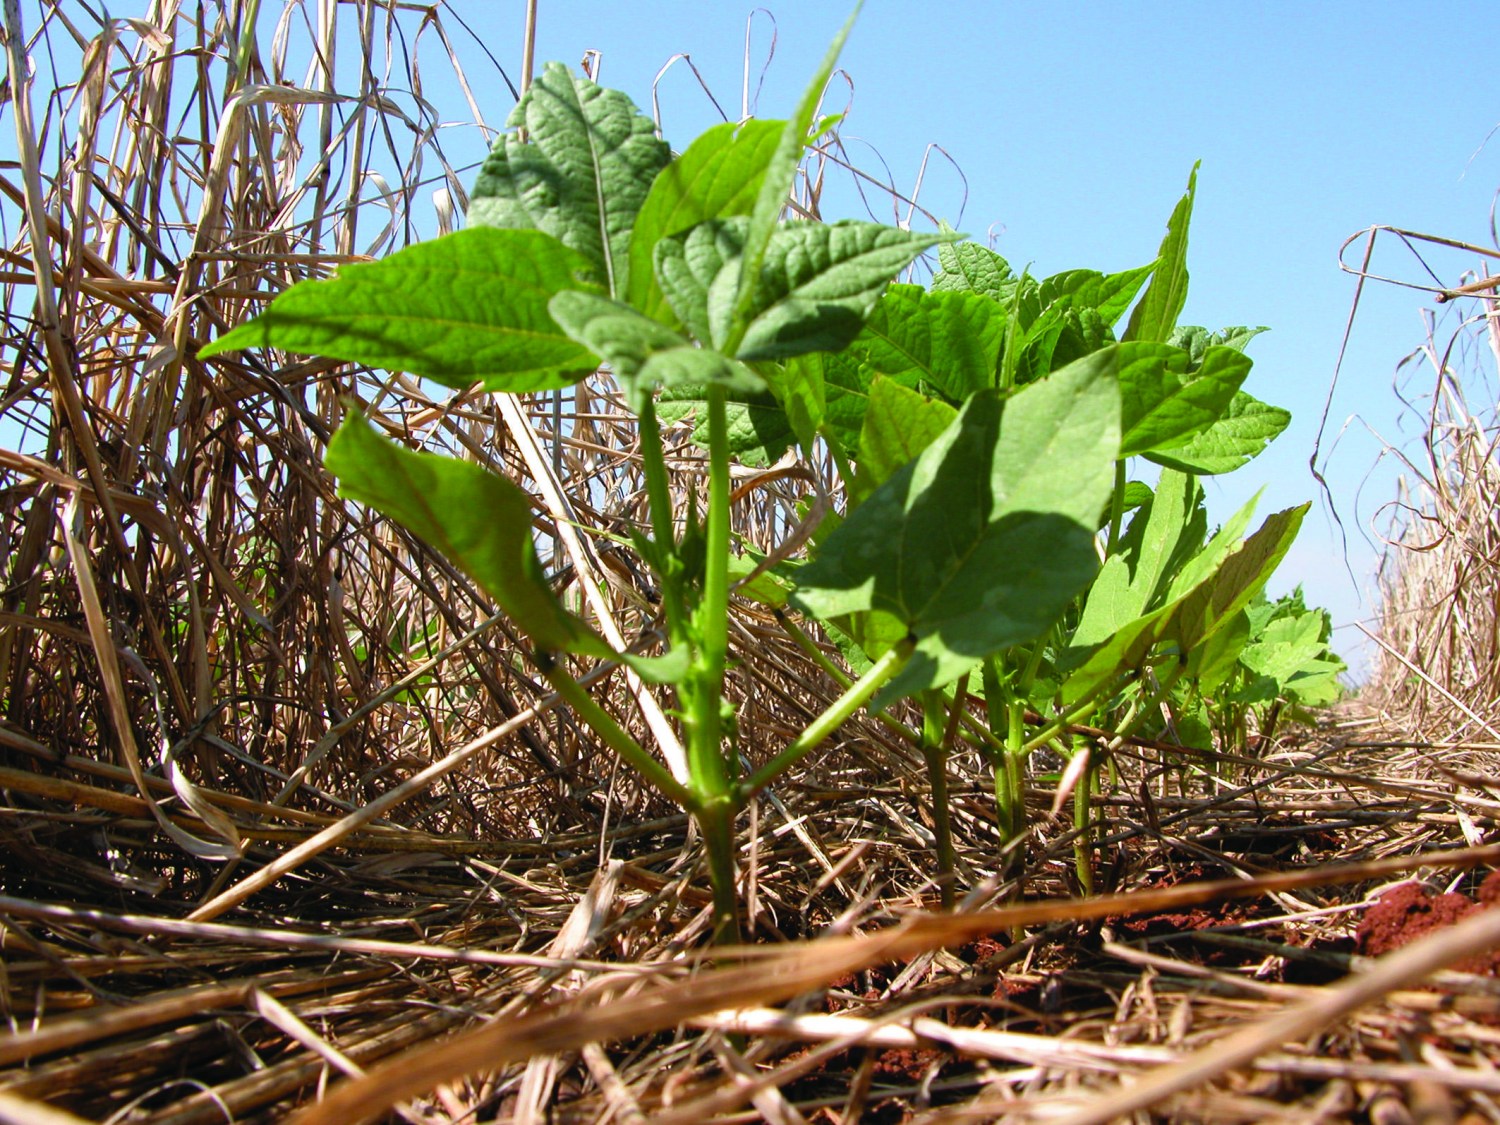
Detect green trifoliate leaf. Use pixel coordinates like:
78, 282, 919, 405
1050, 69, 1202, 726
792, 355, 1121, 707
469, 62, 670, 298
325, 415, 608, 657
629, 119, 784, 323
845, 283, 1004, 402
1146, 390, 1291, 475
1125, 162, 1197, 343
199, 228, 601, 392
736, 221, 957, 361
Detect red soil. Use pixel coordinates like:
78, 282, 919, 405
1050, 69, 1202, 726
1355, 870, 1500, 975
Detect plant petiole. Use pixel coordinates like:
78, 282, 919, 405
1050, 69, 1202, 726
541, 656, 694, 809
738, 639, 910, 801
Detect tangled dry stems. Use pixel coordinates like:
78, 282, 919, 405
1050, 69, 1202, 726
3, 3, 1500, 1122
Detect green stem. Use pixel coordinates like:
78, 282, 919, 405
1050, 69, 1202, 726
696, 796, 740, 944
636, 396, 689, 645
777, 609, 849, 686
542, 659, 693, 809
700, 384, 732, 679
680, 383, 738, 940
920, 690, 957, 910
1021, 685, 1119, 757
739, 640, 910, 800
980, 657, 1022, 845
1106, 458, 1127, 555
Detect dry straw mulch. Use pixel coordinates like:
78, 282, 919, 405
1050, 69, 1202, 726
5, 3, 1500, 1122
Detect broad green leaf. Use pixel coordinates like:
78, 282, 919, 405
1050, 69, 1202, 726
1117, 342, 1251, 456
792, 357, 1120, 706
1280, 658, 1346, 707
852, 376, 958, 500
1147, 390, 1291, 475
548, 290, 763, 408
821, 349, 878, 452
1120, 480, 1155, 514
326, 415, 607, 656
1125, 163, 1198, 343
737, 221, 956, 361
1164, 488, 1263, 601
628, 119, 783, 322
1240, 611, 1333, 688
846, 283, 1004, 402
931, 239, 1016, 303
199, 228, 601, 392
834, 606, 908, 672
727, 551, 793, 608
469, 61, 670, 297
617, 648, 692, 684
727, 3, 863, 353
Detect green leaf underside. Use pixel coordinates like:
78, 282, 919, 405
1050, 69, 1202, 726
629, 119, 784, 323
1061, 503, 1307, 705
326, 415, 607, 656
1146, 390, 1291, 474
468, 61, 670, 298
792, 353, 1121, 706
1072, 469, 1206, 649
200, 228, 601, 392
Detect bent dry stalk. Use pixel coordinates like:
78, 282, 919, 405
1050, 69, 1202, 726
201, 7, 1336, 939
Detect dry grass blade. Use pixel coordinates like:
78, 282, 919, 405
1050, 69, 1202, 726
1052, 902, 1500, 1125
288, 841, 1500, 1124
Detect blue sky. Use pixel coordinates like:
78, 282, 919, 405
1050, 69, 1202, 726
469, 1, 1500, 677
